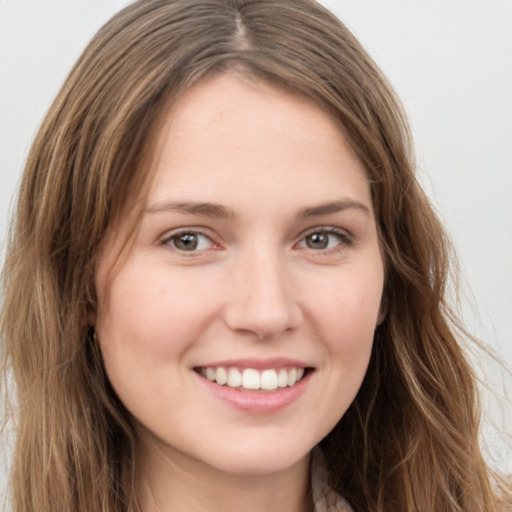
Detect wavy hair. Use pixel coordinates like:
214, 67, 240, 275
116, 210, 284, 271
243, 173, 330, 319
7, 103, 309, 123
1, 0, 510, 510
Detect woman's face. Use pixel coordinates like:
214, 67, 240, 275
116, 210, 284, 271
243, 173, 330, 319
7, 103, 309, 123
94, 73, 385, 477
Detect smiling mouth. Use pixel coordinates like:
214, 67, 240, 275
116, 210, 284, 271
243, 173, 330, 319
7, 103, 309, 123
194, 366, 310, 391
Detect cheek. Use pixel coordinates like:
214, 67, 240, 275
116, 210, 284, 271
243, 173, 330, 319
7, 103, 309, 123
95, 272, 212, 411
305, 265, 383, 414
97, 262, 216, 355
310, 267, 383, 349
94, 264, 214, 413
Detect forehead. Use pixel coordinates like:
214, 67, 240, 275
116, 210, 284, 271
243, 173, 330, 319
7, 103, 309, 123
108, 72, 373, 247
97, 72, 377, 280
145, 72, 369, 206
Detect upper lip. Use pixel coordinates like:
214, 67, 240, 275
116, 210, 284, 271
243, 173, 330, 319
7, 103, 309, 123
194, 357, 312, 370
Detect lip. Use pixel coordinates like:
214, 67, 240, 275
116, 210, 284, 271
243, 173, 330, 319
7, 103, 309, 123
195, 357, 310, 370
193, 358, 313, 415
195, 371, 312, 415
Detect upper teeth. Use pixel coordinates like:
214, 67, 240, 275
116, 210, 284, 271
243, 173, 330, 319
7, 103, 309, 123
200, 366, 305, 390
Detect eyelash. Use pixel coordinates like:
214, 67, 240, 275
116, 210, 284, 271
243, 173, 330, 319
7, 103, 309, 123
295, 227, 353, 253
160, 227, 352, 254
161, 228, 217, 255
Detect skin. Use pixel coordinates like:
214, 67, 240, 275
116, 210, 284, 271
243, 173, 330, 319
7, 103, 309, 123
93, 73, 385, 512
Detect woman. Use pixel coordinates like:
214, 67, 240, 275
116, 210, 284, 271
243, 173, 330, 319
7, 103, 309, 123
1, 0, 510, 510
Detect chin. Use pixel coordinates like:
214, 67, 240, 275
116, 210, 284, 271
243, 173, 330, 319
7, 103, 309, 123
195, 434, 315, 477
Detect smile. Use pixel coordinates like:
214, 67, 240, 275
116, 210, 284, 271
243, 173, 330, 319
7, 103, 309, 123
196, 366, 307, 391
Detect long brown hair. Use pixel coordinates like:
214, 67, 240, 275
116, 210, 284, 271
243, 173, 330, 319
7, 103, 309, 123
1, 0, 510, 510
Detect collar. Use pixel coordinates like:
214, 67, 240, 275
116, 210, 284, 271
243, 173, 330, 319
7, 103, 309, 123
311, 447, 353, 512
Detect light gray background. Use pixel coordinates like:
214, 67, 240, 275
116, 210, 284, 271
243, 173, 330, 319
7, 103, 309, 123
1, 0, 511, 498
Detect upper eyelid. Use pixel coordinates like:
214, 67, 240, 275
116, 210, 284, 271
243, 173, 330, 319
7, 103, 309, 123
160, 226, 215, 241
159, 228, 219, 251
158, 225, 353, 247
294, 226, 354, 251
297, 225, 352, 240
160, 229, 220, 256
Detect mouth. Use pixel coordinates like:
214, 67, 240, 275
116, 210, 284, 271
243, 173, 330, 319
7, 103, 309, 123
194, 365, 311, 392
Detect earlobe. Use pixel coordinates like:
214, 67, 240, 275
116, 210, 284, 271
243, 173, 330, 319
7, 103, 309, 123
377, 293, 388, 326
88, 310, 97, 327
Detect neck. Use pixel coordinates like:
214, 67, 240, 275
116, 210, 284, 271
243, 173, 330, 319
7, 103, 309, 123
134, 435, 314, 512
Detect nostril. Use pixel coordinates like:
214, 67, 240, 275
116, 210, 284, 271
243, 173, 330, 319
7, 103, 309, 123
223, 302, 302, 340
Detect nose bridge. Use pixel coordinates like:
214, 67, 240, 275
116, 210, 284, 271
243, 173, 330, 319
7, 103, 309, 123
224, 243, 301, 338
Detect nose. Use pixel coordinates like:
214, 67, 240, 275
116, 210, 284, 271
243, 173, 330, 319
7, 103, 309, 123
223, 248, 303, 340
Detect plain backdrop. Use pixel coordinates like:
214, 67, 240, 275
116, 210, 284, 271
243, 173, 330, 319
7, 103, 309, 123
1, 0, 511, 494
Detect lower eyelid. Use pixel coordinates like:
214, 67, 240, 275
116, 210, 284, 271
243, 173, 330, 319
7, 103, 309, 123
161, 231, 216, 250
160, 228, 352, 252
297, 229, 352, 248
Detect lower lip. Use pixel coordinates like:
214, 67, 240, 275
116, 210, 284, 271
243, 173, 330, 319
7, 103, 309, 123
196, 371, 311, 415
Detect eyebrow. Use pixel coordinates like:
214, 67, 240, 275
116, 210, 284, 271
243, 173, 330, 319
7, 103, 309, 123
144, 199, 370, 220
297, 199, 371, 219
145, 201, 235, 219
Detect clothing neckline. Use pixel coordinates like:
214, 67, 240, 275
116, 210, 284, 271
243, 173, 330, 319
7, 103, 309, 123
311, 447, 353, 512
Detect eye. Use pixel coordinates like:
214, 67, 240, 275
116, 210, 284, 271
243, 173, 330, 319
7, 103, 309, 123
297, 228, 351, 251
163, 231, 215, 252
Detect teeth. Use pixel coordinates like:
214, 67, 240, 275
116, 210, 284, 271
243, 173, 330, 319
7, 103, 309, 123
277, 368, 288, 388
287, 367, 297, 387
201, 366, 306, 390
261, 369, 278, 390
227, 367, 242, 387
242, 369, 260, 389
206, 367, 216, 381
216, 367, 228, 385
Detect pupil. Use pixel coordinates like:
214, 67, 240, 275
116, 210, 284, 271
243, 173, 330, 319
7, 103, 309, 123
176, 234, 198, 250
307, 232, 328, 249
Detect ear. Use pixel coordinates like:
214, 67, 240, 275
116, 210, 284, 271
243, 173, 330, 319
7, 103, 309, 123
376, 292, 388, 326
88, 309, 97, 327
